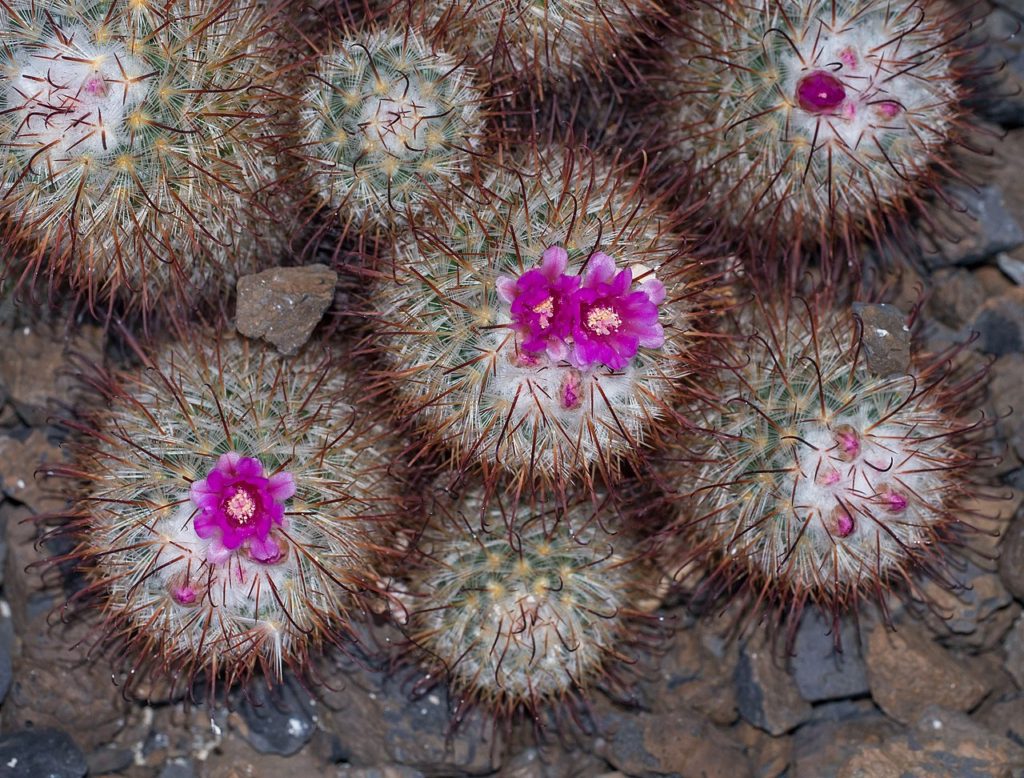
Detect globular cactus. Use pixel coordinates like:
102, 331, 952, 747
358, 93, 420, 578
371, 148, 710, 488
406, 0, 666, 93
663, 298, 989, 624
294, 26, 485, 231
0, 0, 292, 316
53, 332, 406, 693
399, 484, 653, 721
657, 0, 974, 261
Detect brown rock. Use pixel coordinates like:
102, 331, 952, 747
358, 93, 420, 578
990, 354, 1024, 461
0, 429, 67, 514
838, 706, 1024, 778
0, 320, 104, 425
235, 265, 338, 355
851, 303, 911, 376
596, 704, 751, 778
793, 702, 900, 778
2, 617, 131, 753
1000, 511, 1024, 602
197, 731, 324, 778
736, 721, 791, 778
928, 269, 986, 329
864, 624, 991, 724
735, 635, 812, 735
654, 624, 738, 726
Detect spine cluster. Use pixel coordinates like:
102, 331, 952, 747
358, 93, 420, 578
402, 485, 650, 719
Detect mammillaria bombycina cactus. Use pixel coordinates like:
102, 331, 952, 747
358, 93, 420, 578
662, 297, 990, 627
657, 0, 975, 263
53, 332, 406, 693
399, 483, 655, 721
371, 148, 712, 488
294, 26, 485, 231
0, 0, 292, 316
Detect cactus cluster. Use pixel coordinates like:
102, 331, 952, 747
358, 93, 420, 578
59, 333, 404, 690
8, 0, 999, 742
295, 26, 485, 230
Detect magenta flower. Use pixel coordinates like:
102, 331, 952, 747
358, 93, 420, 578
569, 252, 665, 371
190, 452, 295, 565
497, 245, 580, 360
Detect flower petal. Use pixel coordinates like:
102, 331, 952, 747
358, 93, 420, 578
496, 276, 517, 304
248, 534, 283, 564
540, 245, 568, 277
206, 539, 233, 565
582, 252, 615, 286
268, 472, 296, 502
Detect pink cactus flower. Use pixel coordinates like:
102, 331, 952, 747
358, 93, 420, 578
569, 252, 665, 371
190, 452, 295, 565
497, 245, 580, 360
796, 71, 846, 114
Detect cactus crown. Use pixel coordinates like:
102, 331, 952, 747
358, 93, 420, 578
64, 333, 401, 690
374, 150, 698, 485
0, 0, 288, 312
668, 0, 966, 241
406, 487, 640, 717
679, 301, 982, 611
298, 27, 483, 227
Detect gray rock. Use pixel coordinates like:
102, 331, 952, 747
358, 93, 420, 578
594, 703, 751, 778
790, 609, 869, 703
925, 183, 1024, 267
1005, 614, 1024, 688
0, 604, 13, 706
335, 768, 425, 778
85, 745, 134, 775
158, 758, 196, 778
0, 728, 87, 778
998, 252, 1024, 285
315, 659, 502, 775
735, 637, 812, 735
913, 558, 1019, 650
235, 264, 338, 355
851, 303, 911, 376
970, 287, 1024, 355
235, 678, 317, 756
970, 3, 1024, 128
990, 354, 1024, 460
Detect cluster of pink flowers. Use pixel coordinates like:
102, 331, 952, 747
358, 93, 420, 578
496, 246, 665, 371
190, 452, 295, 565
